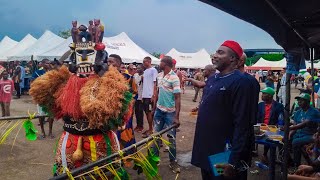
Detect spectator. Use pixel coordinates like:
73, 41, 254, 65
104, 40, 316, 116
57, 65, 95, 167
12, 61, 25, 99
172, 59, 184, 92
192, 68, 204, 102
0, 71, 14, 117
51, 58, 62, 70
278, 68, 287, 105
185, 65, 216, 112
31, 59, 54, 139
142, 56, 158, 138
258, 69, 263, 82
265, 70, 276, 89
107, 54, 137, 154
120, 64, 128, 74
133, 65, 144, 132
151, 56, 181, 174
192, 40, 255, 179
257, 87, 284, 163
128, 63, 136, 76
288, 132, 320, 179
289, 93, 320, 167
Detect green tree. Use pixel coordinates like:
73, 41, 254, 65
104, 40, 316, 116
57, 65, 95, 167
58, 30, 71, 39
151, 52, 161, 59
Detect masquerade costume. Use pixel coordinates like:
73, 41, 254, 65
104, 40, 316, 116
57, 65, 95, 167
29, 20, 133, 175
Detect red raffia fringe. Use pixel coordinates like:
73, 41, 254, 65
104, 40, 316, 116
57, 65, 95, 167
56, 75, 88, 120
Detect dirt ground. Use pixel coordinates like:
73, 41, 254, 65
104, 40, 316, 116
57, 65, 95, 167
0, 84, 301, 180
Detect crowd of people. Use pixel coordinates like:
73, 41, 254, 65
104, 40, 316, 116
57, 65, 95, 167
3, 39, 320, 179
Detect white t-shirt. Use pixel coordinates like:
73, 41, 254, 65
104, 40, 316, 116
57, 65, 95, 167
134, 73, 143, 100
142, 67, 158, 98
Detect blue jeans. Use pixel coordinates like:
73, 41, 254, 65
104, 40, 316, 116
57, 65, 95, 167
292, 132, 314, 166
152, 108, 176, 161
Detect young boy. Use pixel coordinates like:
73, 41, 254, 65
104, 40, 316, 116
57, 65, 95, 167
0, 71, 14, 116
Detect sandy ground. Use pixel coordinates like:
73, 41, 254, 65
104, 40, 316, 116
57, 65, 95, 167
0, 83, 301, 180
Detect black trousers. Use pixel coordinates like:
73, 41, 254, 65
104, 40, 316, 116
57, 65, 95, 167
134, 100, 144, 128
14, 83, 21, 98
201, 169, 247, 180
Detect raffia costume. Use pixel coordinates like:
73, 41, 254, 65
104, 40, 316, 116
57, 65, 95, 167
29, 21, 133, 175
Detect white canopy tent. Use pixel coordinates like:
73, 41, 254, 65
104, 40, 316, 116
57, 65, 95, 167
251, 58, 286, 68
102, 32, 159, 64
305, 61, 320, 69
38, 36, 73, 60
248, 57, 286, 70
0, 34, 37, 61
0, 36, 18, 56
40, 32, 159, 64
8, 30, 65, 61
166, 48, 212, 69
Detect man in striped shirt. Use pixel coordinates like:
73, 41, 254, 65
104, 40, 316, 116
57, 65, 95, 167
152, 56, 181, 173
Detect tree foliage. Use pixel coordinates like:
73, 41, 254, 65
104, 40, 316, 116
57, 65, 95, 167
58, 30, 71, 39
151, 52, 161, 58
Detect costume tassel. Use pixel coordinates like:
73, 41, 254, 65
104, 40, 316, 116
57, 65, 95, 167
56, 75, 88, 120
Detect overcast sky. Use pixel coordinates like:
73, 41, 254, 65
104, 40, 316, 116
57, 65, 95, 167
0, 0, 282, 54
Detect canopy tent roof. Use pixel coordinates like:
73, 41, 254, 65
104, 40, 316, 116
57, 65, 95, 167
102, 32, 159, 64
246, 58, 286, 70
0, 34, 37, 61
0, 36, 18, 56
35, 32, 159, 64
8, 30, 65, 61
166, 48, 212, 69
305, 61, 320, 69
199, 0, 320, 60
37, 36, 73, 61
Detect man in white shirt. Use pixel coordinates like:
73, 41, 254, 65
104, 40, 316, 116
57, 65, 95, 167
142, 56, 158, 137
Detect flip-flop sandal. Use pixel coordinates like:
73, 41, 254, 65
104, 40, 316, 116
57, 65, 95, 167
49, 135, 55, 139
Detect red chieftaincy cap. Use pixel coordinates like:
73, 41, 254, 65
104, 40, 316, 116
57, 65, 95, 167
221, 40, 243, 58
172, 59, 177, 65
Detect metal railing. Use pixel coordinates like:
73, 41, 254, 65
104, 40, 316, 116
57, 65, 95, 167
0, 115, 48, 121
50, 124, 177, 180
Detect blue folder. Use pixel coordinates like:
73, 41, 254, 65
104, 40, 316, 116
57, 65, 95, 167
208, 150, 231, 176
